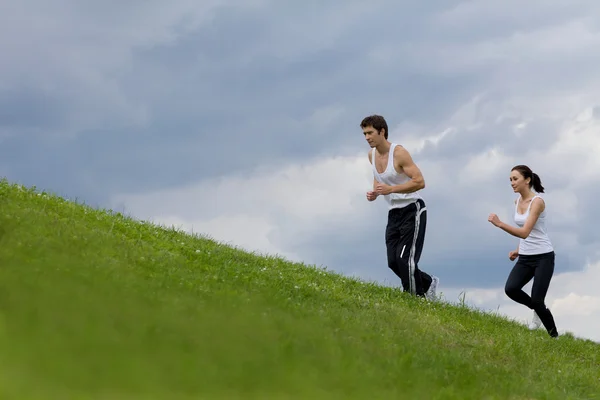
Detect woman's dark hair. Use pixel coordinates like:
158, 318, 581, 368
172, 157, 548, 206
511, 165, 544, 193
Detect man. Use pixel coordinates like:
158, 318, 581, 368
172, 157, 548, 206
362, 114, 439, 300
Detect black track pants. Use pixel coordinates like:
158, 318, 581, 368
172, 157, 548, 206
385, 199, 432, 296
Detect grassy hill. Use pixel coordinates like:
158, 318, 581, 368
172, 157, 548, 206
0, 178, 598, 400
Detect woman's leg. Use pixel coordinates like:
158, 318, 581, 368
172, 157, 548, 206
504, 258, 535, 307
530, 252, 558, 337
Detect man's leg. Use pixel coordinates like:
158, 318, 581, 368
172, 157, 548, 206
385, 209, 410, 291
385, 201, 428, 296
411, 201, 432, 292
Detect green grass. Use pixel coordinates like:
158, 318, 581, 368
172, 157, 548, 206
0, 178, 598, 399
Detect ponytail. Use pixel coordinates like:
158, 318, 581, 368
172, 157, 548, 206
531, 172, 544, 193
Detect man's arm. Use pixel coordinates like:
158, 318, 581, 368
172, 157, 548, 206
388, 146, 425, 194
367, 151, 377, 186
367, 151, 379, 200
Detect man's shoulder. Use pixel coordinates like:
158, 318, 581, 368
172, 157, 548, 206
392, 142, 410, 153
392, 144, 412, 161
393, 143, 406, 152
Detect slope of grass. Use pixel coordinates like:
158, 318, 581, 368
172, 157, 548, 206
0, 178, 598, 400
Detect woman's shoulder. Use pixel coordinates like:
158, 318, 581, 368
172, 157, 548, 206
531, 195, 546, 212
532, 194, 546, 203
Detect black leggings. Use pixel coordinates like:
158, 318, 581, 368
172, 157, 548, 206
504, 251, 558, 337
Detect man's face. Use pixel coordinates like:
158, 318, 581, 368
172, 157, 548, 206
362, 126, 383, 147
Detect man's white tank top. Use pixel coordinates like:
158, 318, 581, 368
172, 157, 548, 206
371, 143, 421, 210
513, 195, 553, 255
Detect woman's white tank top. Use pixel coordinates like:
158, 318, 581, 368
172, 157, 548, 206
513, 195, 553, 255
371, 143, 421, 210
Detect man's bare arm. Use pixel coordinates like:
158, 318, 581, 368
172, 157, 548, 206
389, 146, 425, 194
367, 151, 379, 198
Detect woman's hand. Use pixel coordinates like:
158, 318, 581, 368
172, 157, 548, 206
488, 213, 502, 227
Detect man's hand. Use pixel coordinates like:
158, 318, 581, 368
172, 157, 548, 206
366, 191, 378, 201
488, 213, 501, 227
508, 250, 519, 261
375, 183, 393, 196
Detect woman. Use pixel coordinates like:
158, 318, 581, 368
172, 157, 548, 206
488, 165, 558, 338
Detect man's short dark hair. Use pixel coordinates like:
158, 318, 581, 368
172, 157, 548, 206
360, 115, 388, 139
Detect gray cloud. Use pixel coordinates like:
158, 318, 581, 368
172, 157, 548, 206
0, 86, 67, 130
0, 0, 492, 199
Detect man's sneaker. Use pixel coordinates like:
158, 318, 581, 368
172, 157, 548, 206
425, 275, 439, 301
528, 311, 542, 330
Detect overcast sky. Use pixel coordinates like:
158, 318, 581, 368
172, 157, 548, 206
3, 0, 600, 342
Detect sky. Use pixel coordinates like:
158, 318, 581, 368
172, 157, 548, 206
2, 0, 600, 342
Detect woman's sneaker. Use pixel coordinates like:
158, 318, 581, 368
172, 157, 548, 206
528, 311, 542, 330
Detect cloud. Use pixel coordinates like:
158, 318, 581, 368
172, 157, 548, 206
158, 213, 287, 259
552, 294, 600, 317
0, 0, 486, 197
110, 151, 377, 262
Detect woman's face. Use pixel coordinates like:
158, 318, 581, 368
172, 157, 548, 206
509, 170, 530, 193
